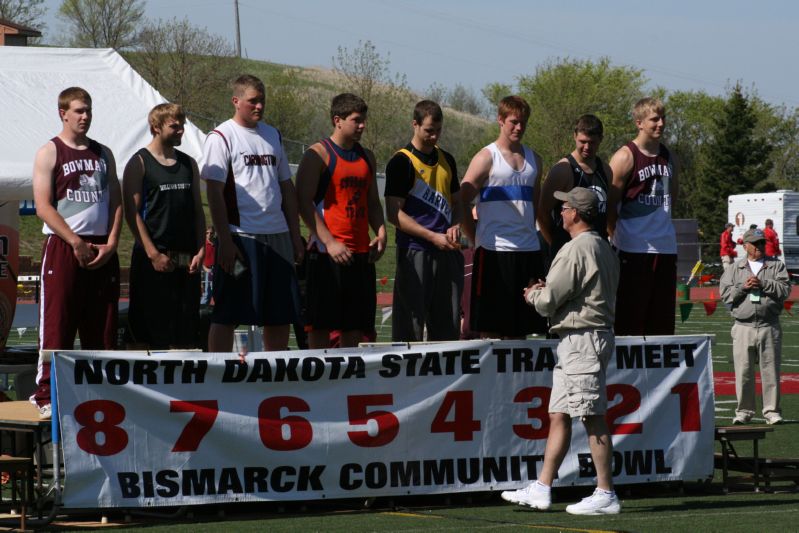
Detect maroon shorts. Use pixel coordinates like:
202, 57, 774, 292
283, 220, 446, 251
614, 251, 676, 336
33, 235, 119, 406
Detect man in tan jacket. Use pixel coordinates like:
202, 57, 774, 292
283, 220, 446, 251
720, 228, 790, 425
501, 188, 621, 515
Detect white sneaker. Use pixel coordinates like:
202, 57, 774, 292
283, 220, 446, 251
732, 414, 750, 425
501, 482, 551, 510
765, 413, 784, 425
38, 403, 52, 420
565, 488, 621, 515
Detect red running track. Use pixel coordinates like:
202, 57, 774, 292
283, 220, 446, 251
714, 372, 799, 395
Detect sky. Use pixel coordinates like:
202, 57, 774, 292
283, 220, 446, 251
39, 0, 798, 108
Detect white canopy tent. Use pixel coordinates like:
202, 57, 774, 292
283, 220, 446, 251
0, 47, 206, 201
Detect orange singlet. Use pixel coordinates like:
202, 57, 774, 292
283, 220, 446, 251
313, 138, 373, 253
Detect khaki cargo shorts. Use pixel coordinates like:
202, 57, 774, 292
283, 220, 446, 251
549, 329, 614, 417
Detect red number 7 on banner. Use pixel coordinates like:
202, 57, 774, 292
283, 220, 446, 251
170, 400, 219, 452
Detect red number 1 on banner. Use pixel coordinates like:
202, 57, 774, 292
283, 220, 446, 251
671, 383, 701, 432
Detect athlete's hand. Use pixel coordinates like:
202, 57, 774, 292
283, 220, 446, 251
292, 234, 305, 265
86, 243, 116, 270
150, 252, 175, 273
446, 225, 462, 247
71, 239, 96, 268
217, 236, 242, 274
188, 250, 204, 274
431, 232, 459, 251
368, 234, 386, 263
327, 240, 353, 265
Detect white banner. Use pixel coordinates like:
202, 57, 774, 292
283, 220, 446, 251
53, 336, 714, 508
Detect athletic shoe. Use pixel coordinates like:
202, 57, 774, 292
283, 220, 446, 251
732, 414, 750, 425
565, 488, 621, 515
38, 404, 52, 420
501, 482, 551, 510
765, 413, 784, 425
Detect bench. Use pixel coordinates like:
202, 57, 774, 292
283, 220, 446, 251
714, 426, 773, 492
0, 454, 33, 530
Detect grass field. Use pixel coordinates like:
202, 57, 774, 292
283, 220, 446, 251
27, 303, 798, 533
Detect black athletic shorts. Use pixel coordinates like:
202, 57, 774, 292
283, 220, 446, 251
305, 249, 376, 332
469, 247, 548, 337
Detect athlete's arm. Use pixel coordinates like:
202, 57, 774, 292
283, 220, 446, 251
444, 152, 463, 244
531, 152, 543, 239
279, 178, 304, 264
87, 147, 122, 269
537, 160, 571, 246
205, 179, 242, 275
607, 146, 633, 238
448, 190, 463, 244
32, 142, 95, 268
189, 157, 207, 274
295, 144, 352, 265
458, 148, 492, 246
535, 159, 572, 245
122, 153, 174, 272
365, 149, 387, 263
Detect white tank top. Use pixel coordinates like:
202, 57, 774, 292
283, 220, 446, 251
475, 143, 540, 251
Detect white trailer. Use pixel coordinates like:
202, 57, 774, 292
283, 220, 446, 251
728, 190, 799, 272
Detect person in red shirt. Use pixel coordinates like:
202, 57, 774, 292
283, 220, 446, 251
720, 222, 737, 271
763, 219, 782, 259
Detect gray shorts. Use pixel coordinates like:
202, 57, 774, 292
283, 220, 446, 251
549, 329, 614, 417
211, 232, 300, 327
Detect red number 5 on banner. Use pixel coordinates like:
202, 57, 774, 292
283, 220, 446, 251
347, 394, 400, 447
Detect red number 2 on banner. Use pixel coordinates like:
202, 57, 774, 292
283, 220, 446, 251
170, 400, 219, 452
74, 400, 129, 456
605, 384, 643, 435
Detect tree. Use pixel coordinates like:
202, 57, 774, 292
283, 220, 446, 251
747, 97, 799, 192
663, 90, 725, 219
516, 57, 647, 168
263, 68, 316, 161
447, 84, 484, 116
0, 0, 46, 33
58, 0, 144, 49
424, 82, 448, 106
128, 17, 237, 131
695, 83, 773, 237
481, 82, 512, 114
332, 40, 414, 166
762, 107, 799, 191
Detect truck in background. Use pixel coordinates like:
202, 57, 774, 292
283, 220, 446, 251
728, 190, 798, 273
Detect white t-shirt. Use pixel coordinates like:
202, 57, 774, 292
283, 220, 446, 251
201, 119, 291, 234
748, 259, 764, 276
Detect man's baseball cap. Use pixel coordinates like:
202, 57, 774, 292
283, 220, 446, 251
742, 228, 766, 244
554, 187, 598, 218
